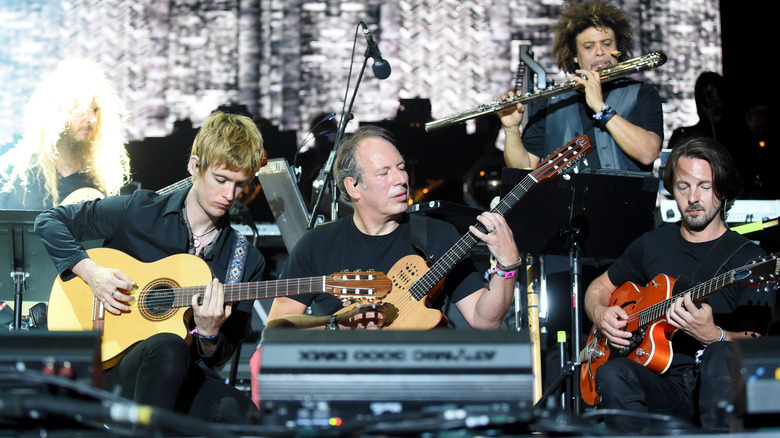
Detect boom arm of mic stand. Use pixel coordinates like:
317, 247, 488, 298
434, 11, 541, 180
307, 54, 371, 227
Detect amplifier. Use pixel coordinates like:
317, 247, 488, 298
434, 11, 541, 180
730, 337, 780, 431
257, 329, 533, 432
258, 329, 532, 402
0, 331, 103, 390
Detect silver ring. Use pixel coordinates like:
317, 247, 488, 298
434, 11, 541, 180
489, 227, 497, 233
111, 291, 116, 298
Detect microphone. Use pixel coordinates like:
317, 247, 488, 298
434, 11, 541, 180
360, 21, 391, 79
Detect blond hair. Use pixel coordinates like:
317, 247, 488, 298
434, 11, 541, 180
191, 111, 264, 177
9, 58, 131, 205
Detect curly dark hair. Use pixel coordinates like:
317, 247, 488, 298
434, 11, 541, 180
552, 0, 635, 74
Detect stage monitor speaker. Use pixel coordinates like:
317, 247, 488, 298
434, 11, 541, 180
257, 329, 534, 430
0, 330, 103, 390
730, 337, 780, 431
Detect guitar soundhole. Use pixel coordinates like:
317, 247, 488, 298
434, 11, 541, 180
393, 263, 420, 288
139, 279, 179, 321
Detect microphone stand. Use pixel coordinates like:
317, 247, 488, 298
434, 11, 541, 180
308, 25, 373, 228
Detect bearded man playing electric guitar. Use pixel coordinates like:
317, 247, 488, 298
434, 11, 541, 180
584, 136, 776, 433
266, 125, 521, 330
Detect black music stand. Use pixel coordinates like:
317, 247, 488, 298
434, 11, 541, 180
500, 168, 658, 413
0, 210, 56, 330
407, 200, 485, 235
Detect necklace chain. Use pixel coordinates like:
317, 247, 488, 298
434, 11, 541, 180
193, 226, 217, 238
192, 226, 216, 248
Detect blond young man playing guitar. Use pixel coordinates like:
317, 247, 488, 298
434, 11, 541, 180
35, 111, 265, 425
583, 137, 775, 433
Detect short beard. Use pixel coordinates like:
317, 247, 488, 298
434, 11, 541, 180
57, 134, 93, 172
682, 205, 720, 232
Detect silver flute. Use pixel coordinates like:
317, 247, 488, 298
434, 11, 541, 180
424, 52, 667, 132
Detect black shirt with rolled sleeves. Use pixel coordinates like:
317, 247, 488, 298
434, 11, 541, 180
33, 187, 266, 370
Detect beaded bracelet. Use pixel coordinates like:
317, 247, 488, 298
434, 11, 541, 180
496, 258, 523, 272
326, 314, 340, 330
189, 328, 219, 340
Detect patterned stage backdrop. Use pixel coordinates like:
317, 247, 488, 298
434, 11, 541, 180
0, 0, 720, 150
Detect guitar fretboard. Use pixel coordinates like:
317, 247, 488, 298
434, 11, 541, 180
157, 177, 193, 196
638, 267, 741, 326
408, 139, 590, 301
168, 277, 328, 308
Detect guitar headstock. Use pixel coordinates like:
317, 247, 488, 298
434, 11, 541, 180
738, 252, 780, 291
531, 135, 592, 182
325, 271, 392, 303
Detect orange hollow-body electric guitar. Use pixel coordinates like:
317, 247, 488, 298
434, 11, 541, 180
580, 253, 780, 405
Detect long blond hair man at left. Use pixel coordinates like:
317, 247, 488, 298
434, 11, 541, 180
0, 58, 131, 209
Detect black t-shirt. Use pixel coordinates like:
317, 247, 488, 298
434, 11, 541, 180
280, 214, 485, 317
607, 223, 775, 367
0, 151, 95, 209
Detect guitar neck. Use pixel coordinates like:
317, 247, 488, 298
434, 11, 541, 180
640, 269, 739, 326
171, 276, 326, 307
409, 174, 539, 300
406, 136, 589, 301
157, 177, 193, 196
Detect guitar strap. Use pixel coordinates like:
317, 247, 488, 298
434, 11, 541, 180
225, 233, 249, 284
691, 230, 750, 364
409, 213, 434, 265
692, 230, 750, 283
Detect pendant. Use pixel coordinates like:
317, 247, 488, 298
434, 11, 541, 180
193, 237, 201, 248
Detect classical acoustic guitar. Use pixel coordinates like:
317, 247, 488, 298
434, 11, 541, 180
579, 252, 780, 405
337, 135, 592, 330
48, 247, 390, 368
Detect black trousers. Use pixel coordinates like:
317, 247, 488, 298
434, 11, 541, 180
595, 341, 733, 434
541, 256, 607, 398
104, 332, 258, 425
